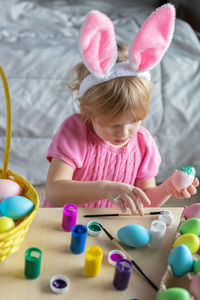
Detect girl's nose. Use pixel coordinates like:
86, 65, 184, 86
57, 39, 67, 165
117, 125, 128, 137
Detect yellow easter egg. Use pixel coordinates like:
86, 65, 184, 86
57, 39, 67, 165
173, 234, 200, 254
0, 216, 15, 233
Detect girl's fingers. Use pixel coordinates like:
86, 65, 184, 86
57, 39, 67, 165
193, 177, 199, 188
173, 190, 184, 198
134, 197, 144, 216
132, 187, 151, 206
187, 185, 197, 195
181, 188, 191, 199
117, 198, 126, 213
123, 194, 138, 215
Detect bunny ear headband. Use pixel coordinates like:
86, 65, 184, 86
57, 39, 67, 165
79, 4, 175, 97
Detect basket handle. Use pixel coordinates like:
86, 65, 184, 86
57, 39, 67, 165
0, 65, 12, 178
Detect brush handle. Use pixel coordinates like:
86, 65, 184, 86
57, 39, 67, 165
83, 211, 165, 218
84, 213, 119, 218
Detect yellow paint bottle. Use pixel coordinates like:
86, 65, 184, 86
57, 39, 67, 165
84, 245, 103, 277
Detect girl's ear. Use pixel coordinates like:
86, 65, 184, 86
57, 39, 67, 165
79, 10, 117, 79
129, 4, 175, 72
77, 98, 82, 104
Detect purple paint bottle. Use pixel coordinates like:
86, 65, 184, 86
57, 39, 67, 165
62, 203, 78, 232
113, 259, 132, 291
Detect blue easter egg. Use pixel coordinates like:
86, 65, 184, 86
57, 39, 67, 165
117, 224, 149, 248
168, 244, 193, 277
0, 195, 34, 220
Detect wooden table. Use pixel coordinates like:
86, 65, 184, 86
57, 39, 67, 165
0, 207, 184, 300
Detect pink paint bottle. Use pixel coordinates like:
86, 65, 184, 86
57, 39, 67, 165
62, 203, 78, 232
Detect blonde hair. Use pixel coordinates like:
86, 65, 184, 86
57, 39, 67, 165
67, 43, 152, 126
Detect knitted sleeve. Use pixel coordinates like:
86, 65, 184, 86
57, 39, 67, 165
136, 127, 161, 181
47, 114, 88, 169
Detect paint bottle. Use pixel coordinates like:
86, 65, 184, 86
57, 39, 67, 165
24, 247, 42, 279
84, 245, 103, 277
62, 203, 78, 232
113, 259, 132, 290
70, 224, 87, 254
148, 220, 166, 248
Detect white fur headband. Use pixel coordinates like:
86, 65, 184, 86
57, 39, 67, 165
79, 4, 175, 97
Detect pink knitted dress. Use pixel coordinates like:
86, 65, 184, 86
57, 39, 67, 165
43, 114, 161, 208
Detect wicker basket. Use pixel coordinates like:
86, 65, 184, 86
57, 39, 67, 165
0, 65, 39, 263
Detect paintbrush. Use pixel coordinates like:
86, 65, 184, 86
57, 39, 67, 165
84, 210, 169, 218
100, 224, 158, 291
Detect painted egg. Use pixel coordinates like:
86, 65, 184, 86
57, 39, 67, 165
193, 257, 200, 273
189, 273, 200, 300
0, 195, 34, 220
0, 179, 22, 202
0, 216, 15, 233
156, 287, 190, 300
172, 166, 195, 190
178, 218, 200, 236
168, 244, 193, 277
183, 203, 200, 219
173, 233, 200, 254
117, 224, 149, 248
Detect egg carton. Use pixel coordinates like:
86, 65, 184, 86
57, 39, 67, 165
158, 259, 198, 299
156, 206, 200, 299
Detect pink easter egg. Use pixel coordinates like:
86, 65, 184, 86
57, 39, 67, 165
183, 203, 200, 220
189, 273, 200, 300
0, 179, 22, 202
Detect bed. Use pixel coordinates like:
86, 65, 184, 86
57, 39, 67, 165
0, 0, 200, 185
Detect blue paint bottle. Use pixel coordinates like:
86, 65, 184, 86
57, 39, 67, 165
70, 224, 87, 254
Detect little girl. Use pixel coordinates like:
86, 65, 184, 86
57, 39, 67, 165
44, 5, 199, 215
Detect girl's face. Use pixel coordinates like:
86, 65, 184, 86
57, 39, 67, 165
92, 115, 141, 147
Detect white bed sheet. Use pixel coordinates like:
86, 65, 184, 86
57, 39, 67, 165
0, 0, 200, 185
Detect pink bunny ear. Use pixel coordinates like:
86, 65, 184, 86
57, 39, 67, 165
129, 4, 175, 72
79, 10, 117, 78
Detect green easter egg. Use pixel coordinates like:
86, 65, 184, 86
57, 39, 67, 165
179, 166, 196, 177
193, 257, 200, 273
156, 287, 190, 300
178, 218, 200, 236
173, 233, 200, 254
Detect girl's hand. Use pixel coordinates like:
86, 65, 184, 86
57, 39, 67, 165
166, 172, 199, 199
103, 181, 151, 215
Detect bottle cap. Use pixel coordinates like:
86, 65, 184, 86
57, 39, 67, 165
87, 221, 102, 236
50, 274, 70, 294
159, 211, 174, 226
108, 249, 126, 266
